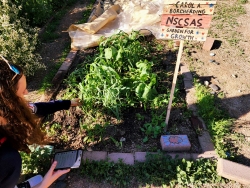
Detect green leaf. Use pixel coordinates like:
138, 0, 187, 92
104, 47, 117, 59
135, 83, 146, 98
143, 136, 148, 142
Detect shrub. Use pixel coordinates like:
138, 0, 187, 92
13, 0, 78, 27
20, 145, 53, 176
0, 0, 44, 76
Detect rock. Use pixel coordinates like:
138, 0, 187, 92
232, 74, 238, 78
120, 137, 126, 142
204, 80, 209, 86
209, 84, 219, 91
210, 52, 215, 56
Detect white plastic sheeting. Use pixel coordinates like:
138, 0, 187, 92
68, 0, 163, 50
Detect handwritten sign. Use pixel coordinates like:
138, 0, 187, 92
159, 25, 208, 41
164, 2, 216, 14
161, 14, 212, 28
160, 0, 216, 41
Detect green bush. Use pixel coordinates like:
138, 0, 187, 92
20, 145, 52, 176
14, 0, 53, 27
14, 0, 78, 27
0, 0, 44, 76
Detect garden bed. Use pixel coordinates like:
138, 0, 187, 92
43, 32, 202, 154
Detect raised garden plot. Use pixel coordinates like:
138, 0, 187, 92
43, 31, 202, 154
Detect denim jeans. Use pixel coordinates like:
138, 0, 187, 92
0, 144, 22, 188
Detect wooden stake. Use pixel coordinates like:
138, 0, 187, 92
165, 40, 184, 132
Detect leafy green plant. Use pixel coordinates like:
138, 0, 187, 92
20, 145, 52, 176
136, 113, 145, 121
44, 123, 61, 136
80, 121, 107, 145
64, 31, 159, 119
141, 110, 166, 142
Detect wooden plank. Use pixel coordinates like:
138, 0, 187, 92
163, 5, 215, 14
165, 40, 184, 130
159, 26, 208, 41
161, 14, 212, 28
164, 0, 216, 4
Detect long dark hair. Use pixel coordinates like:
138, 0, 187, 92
0, 58, 47, 153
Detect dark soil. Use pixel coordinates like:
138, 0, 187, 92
45, 44, 202, 154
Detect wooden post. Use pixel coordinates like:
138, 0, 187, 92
165, 40, 184, 132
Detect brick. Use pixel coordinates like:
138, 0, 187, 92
184, 80, 193, 90
82, 151, 107, 161
203, 37, 215, 51
191, 153, 218, 160
217, 158, 250, 185
108, 153, 134, 165
181, 65, 193, 81
160, 135, 191, 151
198, 131, 215, 153
166, 152, 191, 160
134, 152, 157, 162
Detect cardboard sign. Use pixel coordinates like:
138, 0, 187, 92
159, 25, 208, 41
161, 14, 212, 28
164, 3, 215, 14
160, 0, 216, 41
164, 0, 216, 5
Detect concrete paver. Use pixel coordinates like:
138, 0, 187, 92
82, 151, 107, 161
108, 153, 134, 165
217, 158, 250, 185
160, 135, 191, 151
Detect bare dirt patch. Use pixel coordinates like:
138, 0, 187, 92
182, 1, 250, 166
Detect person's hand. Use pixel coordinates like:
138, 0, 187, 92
38, 161, 70, 188
70, 98, 81, 107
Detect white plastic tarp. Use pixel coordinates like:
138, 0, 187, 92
68, 0, 163, 50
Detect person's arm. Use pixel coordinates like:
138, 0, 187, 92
29, 100, 71, 116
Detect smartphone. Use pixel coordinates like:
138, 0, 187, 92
53, 149, 83, 170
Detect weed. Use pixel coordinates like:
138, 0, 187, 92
81, 152, 225, 187
136, 113, 145, 121
45, 123, 61, 136
141, 110, 166, 141
80, 121, 107, 145
195, 82, 235, 158
167, 40, 174, 48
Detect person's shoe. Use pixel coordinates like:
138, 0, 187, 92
16, 175, 43, 188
